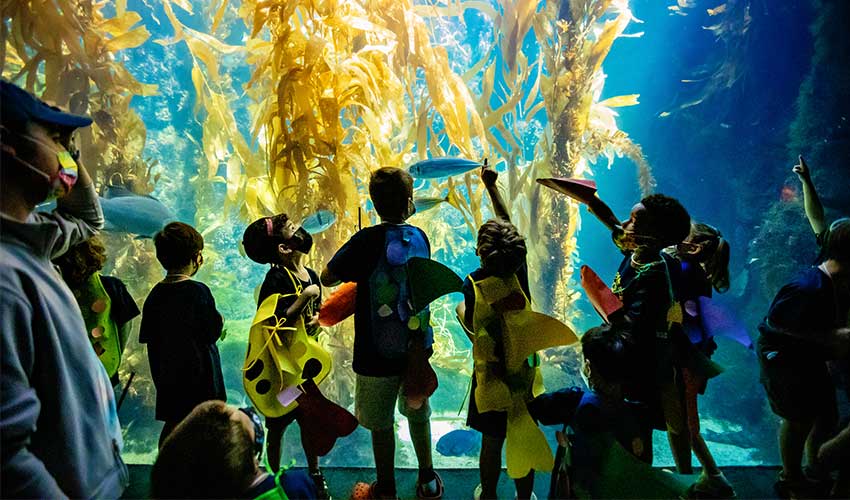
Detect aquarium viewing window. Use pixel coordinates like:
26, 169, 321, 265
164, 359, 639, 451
6, 0, 844, 471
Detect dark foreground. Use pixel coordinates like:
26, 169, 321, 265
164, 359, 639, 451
123, 464, 782, 499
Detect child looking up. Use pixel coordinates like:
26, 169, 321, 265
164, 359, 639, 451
610, 194, 692, 471
151, 400, 317, 499
757, 218, 850, 498
529, 324, 656, 498
54, 236, 140, 386
669, 222, 735, 498
322, 167, 442, 500
456, 165, 536, 500
242, 213, 329, 497
140, 221, 226, 447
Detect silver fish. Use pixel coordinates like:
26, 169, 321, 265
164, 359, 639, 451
408, 157, 482, 179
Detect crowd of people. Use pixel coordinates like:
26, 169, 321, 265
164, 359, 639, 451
1, 78, 848, 500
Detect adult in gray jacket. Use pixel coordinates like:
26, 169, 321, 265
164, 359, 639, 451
1, 80, 128, 498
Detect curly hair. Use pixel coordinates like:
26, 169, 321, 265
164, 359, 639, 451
639, 194, 691, 248
477, 218, 527, 277
688, 222, 731, 293
151, 401, 255, 499
53, 236, 107, 289
242, 213, 290, 264
369, 167, 413, 220
154, 222, 204, 271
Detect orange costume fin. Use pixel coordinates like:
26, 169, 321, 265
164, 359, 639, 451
580, 265, 624, 323
318, 282, 357, 327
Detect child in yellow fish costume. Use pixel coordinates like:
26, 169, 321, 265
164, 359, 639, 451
457, 165, 577, 500
242, 213, 355, 499
53, 236, 140, 385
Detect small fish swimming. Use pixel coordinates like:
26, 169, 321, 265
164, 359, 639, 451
99, 186, 176, 238
408, 157, 482, 179
302, 210, 337, 234
436, 429, 481, 457
413, 196, 450, 213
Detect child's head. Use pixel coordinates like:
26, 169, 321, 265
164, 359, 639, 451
678, 222, 731, 293
242, 213, 313, 265
580, 323, 633, 391
621, 194, 691, 250
369, 167, 414, 222
824, 217, 850, 265
153, 222, 204, 274
151, 401, 263, 499
53, 236, 107, 289
476, 218, 527, 278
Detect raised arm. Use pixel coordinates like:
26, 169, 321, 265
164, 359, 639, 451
35, 154, 104, 259
481, 161, 511, 222
793, 155, 827, 235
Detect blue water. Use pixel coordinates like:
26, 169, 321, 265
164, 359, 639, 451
70, 0, 845, 468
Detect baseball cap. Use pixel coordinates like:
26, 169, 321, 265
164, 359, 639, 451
1, 79, 93, 129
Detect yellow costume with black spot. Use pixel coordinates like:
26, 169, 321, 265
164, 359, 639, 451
470, 273, 578, 479
243, 269, 331, 418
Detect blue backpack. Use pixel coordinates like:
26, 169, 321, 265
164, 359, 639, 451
369, 224, 434, 359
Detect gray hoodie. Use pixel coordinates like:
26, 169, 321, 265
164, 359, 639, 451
1, 183, 128, 499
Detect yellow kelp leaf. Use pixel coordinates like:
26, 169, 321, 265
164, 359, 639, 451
598, 94, 640, 108
211, 0, 229, 33
707, 3, 727, 15
191, 64, 204, 115
97, 11, 142, 36
104, 25, 150, 51
589, 16, 627, 73
171, 0, 194, 14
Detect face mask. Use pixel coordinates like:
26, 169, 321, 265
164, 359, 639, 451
580, 365, 592, 391
285, 226, 313, 254
11, 133, 79, 202
407, 198, 417, 218
613, 228, 658, 251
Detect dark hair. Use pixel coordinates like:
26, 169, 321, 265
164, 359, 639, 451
53, 236, 107, 289
477, 219, 527, 277
153, 222, 203, 271
151, 401, 256, 499
639, 194, 691, 247
242, 213, 290, 264
688, 223, 731, 293
369, 167, 413, 220
824, 218, 850, 263
580, 323, 633, 384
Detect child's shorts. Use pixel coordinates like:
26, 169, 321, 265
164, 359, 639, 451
355, 374, 431, 431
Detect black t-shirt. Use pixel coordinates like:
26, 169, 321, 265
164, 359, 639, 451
758, 266, 850, 358
100, 275, 140, 349
612, 253, 674, 388
326, 223, 430, 376
139, 280, 226, 422
258, 266, 322, 336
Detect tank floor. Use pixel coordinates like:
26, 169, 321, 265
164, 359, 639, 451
124, 464, 782, 499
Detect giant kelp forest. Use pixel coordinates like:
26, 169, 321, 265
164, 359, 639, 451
3, 0, 847, 465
